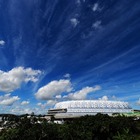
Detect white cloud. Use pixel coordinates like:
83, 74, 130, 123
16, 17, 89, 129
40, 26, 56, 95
10, 107, 34, 115
0, 102, 46, 115
37, 102, 47, 109
37, 102, 42, 106
37, 100, 57, 108
35, 79, 72, 100
66, 85, 101, 100
63, 73, 71, 78
21, 101, 30, 105
0, 40, 5, 46
46, 100, 57, 106
112, 95, 117, 100
0, 67, 41, 92
70, 18, 79, 27
55, 95, 62, 99
92, 3, 99, 11
76, 0, 81, 5
0, 94, 20, 106
92, 3, 102, 12
99, 95, 108, 101
92, 21, 102, 29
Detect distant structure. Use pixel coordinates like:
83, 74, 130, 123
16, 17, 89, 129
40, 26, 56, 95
48, 100, 132, 119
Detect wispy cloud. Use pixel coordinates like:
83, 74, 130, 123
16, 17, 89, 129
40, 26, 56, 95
75, 45, 140, 85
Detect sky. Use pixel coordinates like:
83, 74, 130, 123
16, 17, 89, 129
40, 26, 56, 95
0, 0, 140, 114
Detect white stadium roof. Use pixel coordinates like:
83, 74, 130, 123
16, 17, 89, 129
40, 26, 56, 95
54, 100, 131, 109
48, 100, 132, 118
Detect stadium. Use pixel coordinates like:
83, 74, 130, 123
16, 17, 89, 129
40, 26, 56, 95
48, 100, 133, 118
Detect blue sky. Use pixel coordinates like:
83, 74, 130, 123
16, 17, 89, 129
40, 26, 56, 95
0, 0, 140, 114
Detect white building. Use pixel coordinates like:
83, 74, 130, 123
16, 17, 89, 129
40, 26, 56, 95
48, 100, 132, 118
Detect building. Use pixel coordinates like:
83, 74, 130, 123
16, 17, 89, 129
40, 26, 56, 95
48, 100, 132, 119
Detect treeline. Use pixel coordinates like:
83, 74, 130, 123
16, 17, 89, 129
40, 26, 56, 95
0, 113, 140, 140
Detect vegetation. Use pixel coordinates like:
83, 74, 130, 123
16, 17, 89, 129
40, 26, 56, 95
0, 113, 140, 140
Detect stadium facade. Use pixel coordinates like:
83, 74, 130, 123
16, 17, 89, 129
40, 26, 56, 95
48, 100, 133, 118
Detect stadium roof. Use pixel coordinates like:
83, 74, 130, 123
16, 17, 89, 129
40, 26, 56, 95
48, 100, 133, 118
